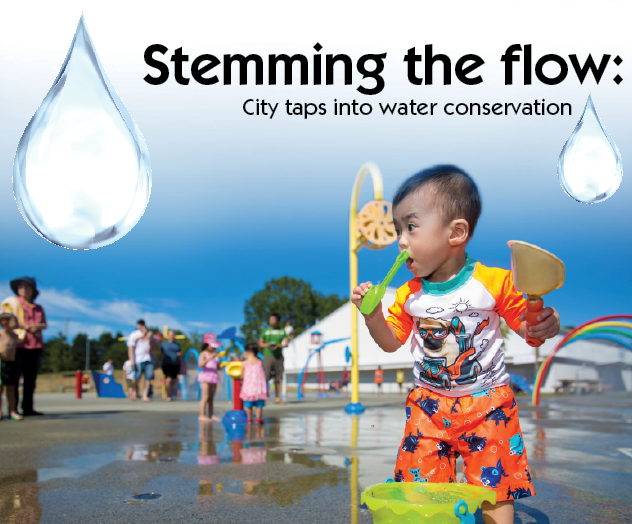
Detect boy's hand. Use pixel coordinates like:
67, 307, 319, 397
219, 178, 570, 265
351, 282, 374, 313
519, 306, 560, 341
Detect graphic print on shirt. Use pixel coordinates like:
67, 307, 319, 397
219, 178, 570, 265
416, 315, 490, 390
387, 259, 528, 395
478, 351, 503, 387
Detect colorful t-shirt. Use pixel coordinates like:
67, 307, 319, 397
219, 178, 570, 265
387, 255, 526, 396
17, 297, 44, 349
260, 328, 287, 358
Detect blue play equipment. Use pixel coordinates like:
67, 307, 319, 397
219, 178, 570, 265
217, 326, 246, 403
217, 326, 246, 347
91, 371, 126, 398
508, 373, 533, 394
217, 326, 247, 424
182, 348, 201, 401
297, 337, 350, 400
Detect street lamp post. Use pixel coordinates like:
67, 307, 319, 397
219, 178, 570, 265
85, 335, 91, 371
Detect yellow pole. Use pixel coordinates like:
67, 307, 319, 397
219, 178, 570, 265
350, 415, 359, 524
347, 162, 384, 414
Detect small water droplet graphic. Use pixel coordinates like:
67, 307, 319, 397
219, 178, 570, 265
13, 15, 151, 249
557, 94, 622, 204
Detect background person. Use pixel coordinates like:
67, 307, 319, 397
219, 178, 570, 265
240, 343, 268, 424
102, 358, 114, 375
198, 335, 222, 422
2, 277, 47, 416
396, 369, 405, 394
0, 313, 21, 420
160, 329, 181, 401
258, 313, 288, 404
122, 359, 136, 399
374, 366, 383, 396
342, 367, 350, 395
127, 319, 154, 402
284, 321, 294, 340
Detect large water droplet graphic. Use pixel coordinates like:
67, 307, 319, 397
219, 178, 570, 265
557, 94, 622, 204
13, 15, 151, 249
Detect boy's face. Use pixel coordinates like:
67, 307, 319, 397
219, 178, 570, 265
269, 316, 279, 328
393, 188, 453, 280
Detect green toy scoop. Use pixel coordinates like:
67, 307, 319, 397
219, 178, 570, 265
360, 251, 409, 315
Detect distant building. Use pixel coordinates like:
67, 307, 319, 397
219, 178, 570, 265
284, 288, 632, 395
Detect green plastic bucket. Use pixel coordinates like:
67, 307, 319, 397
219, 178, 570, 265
360, 482, 496, 524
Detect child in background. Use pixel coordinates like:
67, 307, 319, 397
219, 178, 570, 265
122, 359, 136, 400
240, 343, 268, 424
352, 165, 560, 524
342, 367, 349, 395
396, 369, 405, 394
374, 365, 383, 395
103, 358, 114, 375
198, 334, 222, 422
0, 313, 21, 420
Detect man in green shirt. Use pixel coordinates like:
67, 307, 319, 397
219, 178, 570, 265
258, 313, 288, 404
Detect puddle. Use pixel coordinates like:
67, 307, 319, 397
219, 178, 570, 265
0, 396, 630, 522
0, 470, 42, 523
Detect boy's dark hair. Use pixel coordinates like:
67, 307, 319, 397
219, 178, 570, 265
137, 319, 146, 326
269, 313, 281, 321
245, 343, 259, 355
201, 342, 210, 351
392, 165, 482, 239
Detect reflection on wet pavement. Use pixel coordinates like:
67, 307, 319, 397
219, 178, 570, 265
0, 395, 630, 523
0, 471, 42, 524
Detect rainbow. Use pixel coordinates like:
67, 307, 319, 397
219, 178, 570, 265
532, 315, 632, 406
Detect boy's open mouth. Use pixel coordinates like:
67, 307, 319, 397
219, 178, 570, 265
406, 258, 414, 271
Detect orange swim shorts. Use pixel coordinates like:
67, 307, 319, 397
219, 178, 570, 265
393, 385, 535, 502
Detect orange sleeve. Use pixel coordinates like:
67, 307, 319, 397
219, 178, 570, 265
473, 264, 527, 331
386, 278, 421, 344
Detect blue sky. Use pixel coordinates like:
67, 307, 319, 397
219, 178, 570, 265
0, 0, 630, 341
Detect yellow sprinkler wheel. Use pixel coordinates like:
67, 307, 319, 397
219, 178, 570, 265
356, 200, 397, 250
226, 361, 243, 379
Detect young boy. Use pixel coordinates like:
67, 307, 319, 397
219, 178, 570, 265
0, 312, 22, 420
122, 359, 136, 400
352, 165, 560, 524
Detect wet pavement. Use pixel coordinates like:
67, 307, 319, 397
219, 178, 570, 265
0, 393, 631, 523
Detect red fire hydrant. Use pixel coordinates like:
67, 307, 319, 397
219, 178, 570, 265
75, 370, 82, 399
